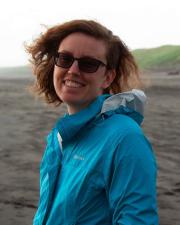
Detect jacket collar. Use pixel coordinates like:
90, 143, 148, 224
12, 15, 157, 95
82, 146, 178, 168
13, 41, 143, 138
55, 95, 108, 143
55, 90, 146, 143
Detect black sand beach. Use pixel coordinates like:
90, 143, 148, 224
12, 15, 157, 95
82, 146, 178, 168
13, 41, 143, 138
0, 73, 180, 225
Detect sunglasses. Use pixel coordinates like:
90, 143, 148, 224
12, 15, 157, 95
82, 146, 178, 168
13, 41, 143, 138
54, 52, 107, 73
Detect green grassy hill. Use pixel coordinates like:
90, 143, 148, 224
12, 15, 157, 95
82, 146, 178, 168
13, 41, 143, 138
133, 45, 180, 72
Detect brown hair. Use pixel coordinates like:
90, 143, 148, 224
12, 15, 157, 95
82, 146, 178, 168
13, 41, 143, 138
26, 19, 142, 105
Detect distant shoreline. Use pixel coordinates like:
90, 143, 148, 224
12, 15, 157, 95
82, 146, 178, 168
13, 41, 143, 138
0, 75, 33, 79
0, 66, 32, 79
0, 74, 33, 80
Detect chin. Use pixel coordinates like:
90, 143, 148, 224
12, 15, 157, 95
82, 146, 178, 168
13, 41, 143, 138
62, 96, 84, 106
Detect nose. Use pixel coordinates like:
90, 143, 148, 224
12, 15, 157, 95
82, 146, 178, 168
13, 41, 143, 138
68, 60, 80, 75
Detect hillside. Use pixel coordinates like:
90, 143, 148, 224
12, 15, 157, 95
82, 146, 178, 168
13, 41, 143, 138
133, 45, 180, 72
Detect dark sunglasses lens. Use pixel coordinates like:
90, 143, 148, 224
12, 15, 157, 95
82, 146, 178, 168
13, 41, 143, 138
55, 53, 73, 68
79, 58, 100, 73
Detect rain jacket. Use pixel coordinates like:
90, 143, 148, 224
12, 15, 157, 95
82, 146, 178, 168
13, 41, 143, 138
33, 89, 158, 225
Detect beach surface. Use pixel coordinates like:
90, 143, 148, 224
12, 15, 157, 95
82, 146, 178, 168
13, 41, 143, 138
0, 72, 180, 225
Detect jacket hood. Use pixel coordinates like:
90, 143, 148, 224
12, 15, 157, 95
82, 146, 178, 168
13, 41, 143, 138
55, 89, 146, 144
100, 89, 146, 125
101, 89, 146, 115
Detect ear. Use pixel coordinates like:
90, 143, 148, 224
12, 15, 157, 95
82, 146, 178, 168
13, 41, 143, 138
102, 69, 116, 89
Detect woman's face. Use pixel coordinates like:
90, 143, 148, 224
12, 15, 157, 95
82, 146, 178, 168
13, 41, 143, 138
53, 32, 115, 114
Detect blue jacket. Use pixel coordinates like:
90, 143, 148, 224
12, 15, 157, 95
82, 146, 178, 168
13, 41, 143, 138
33, 90, 158, 225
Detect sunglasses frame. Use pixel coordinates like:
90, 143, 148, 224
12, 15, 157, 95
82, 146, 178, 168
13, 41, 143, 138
54, 52, 107, 73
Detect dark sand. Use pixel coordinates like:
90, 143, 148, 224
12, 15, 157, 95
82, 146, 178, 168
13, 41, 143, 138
0, 73, 180, 225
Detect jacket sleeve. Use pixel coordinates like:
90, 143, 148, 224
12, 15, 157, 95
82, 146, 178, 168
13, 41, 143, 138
105, 133, 158, 225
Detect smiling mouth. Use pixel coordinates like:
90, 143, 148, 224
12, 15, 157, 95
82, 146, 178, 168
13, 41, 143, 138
64, 80, 85, 88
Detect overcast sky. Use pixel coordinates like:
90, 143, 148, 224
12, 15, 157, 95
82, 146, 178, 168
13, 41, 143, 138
0, 0, 179, 67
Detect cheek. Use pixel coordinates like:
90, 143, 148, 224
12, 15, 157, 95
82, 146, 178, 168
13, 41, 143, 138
53, 67, 60, 79
86, 72, 105, 84
53, 68, 64, 85
91, 75, 106, 89
53, 73, 62, 95
53, 73, 58, 90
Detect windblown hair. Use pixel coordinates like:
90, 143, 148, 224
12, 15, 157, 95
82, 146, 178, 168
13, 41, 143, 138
26, 19, 142, 105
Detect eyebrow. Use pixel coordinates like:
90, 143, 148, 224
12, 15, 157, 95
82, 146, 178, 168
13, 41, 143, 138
58, 50, 106, 62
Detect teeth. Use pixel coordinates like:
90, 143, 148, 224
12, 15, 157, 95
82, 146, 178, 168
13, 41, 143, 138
65, 80, 83, 88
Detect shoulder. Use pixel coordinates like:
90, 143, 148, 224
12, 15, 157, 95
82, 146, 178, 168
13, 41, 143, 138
102, 130, 157, 180
98, 113, 143, 139
99, 114, 156, 164
91, 113, 152, 159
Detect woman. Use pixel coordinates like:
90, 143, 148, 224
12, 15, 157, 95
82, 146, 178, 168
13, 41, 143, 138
26, 19, 158, 225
